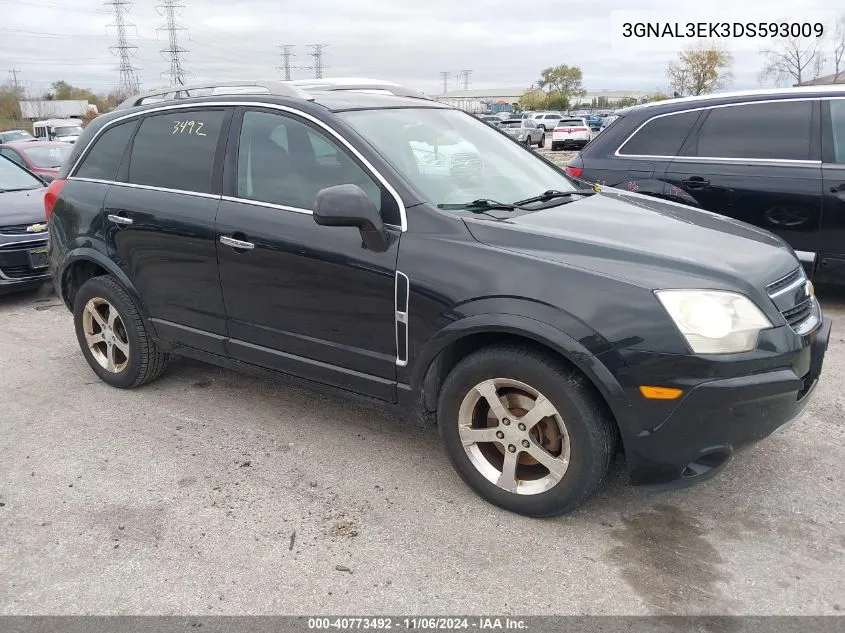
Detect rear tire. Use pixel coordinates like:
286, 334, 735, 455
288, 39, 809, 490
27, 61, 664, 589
538, 134, 546, 148
437, 346, 616, 517
73, 275, 169, 389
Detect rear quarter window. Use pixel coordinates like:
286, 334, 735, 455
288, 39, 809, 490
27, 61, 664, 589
74, 120, 138, 181
618, 110, 700, 157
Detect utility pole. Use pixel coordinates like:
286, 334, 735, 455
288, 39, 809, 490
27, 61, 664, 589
105, 0, 140, 96
278, 45, 296, 81
156, 0, 189, 86
439, 71, 450, 95
307, 44, 328, 79
8, 69, 21, 94
459, 69, 473, 90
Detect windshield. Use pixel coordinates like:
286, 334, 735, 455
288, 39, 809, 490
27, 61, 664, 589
21, 144, 72, 168
340, 108, 576, 208
1, 131, 33, 142
54, 126, 83, 137
0, 155, 44, 190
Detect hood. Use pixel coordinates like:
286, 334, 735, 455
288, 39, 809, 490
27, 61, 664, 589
0, 188, 48, 227
463, 188, 799, 290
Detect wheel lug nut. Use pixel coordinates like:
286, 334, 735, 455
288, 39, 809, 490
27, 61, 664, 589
522, 439, 530, 448
518, 423, 526, 431
502, 418, 510, 426
496, 431, 504, 439
508, 445, 516, 453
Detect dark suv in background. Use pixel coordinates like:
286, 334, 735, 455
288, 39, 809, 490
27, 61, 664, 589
566, 87, 845, 285
46, 79, 830, 517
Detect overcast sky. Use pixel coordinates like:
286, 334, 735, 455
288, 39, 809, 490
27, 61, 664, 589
1, 0, 841, 97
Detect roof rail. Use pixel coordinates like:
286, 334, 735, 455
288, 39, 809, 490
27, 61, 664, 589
290, 78, 430, 100
115, 79, 314, 110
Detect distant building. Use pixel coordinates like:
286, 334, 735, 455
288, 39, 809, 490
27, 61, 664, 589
435, 87, 650, 113
19, 100, 96, 120
795, 72, 845, 86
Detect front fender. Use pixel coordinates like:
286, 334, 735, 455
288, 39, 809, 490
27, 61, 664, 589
411, 311, 637, 434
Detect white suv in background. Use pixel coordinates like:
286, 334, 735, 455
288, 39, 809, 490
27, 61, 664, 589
550, 118, 592, 151
531, 112, 565, 131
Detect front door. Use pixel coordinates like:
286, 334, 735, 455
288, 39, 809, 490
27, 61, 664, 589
103, 107, 233, 354
664, 100, 824, 263
820, 98, 845, 283
216, 107, 400, 401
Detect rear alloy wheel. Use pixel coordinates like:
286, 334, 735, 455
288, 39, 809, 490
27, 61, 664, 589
73, 275, 169, 389
438, 346, 616, 517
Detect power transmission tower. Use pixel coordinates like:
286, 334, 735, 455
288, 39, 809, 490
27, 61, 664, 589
307, 44, 328, 79
439, 71, 450, 94
156, 0, 190, 86
278, 45, 296, 81
8, 69, 21, 94
458, 69, 473, 90
105, 0, 140, 96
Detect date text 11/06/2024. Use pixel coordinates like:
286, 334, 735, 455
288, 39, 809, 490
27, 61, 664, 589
307, 617, 529, 630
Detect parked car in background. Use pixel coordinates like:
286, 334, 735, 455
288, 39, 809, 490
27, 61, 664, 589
568, 86, 845, 285
33, 118, 84, 144
595, 114, 619, 134
0, 130, 35, 143
498, 118, 545, 147
0, 155, 50, 294
532, 112, 565, 131
0, 140, 73, 182
551, 118, 592, 151
585, 115, 603, 131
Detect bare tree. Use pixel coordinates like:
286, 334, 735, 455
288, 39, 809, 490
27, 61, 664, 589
760, 37, 824, 86
833, 16, 845, 81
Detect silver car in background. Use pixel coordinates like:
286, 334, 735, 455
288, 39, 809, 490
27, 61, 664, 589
497, 118, 545, 148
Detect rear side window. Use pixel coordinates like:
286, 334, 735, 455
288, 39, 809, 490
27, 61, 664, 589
618, 111, 699, 156
691, 101, 812, 160
74, 121, 136, 180
829, 100, 845, 163
127, 110, 225, 193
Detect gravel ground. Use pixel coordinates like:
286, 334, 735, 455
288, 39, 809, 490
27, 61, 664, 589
1, 283, 843, 616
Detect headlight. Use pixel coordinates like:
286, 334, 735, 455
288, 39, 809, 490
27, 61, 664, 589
655, 290, 773, 354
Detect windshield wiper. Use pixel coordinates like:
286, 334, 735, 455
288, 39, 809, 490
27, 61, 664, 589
513, 189, 592, 206
438, 198, 532, 212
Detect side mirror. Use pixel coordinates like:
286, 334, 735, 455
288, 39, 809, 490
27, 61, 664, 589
313, 184, 390, 252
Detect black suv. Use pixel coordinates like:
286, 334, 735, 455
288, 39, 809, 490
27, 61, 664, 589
567, 86, 845, 285
47, 79, 831, 517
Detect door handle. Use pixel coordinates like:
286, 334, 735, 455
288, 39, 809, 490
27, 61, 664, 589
107, 213, 133, 226
681, 177, 710, 189
220, 235, 255, 250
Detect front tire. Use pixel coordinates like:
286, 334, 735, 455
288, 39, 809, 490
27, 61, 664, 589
73, 275, 169, 389
437, 346, 616, 517
538, 134, 545, 148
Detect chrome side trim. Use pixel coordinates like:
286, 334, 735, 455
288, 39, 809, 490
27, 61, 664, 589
68, 100, 408, 232
69, 178, 222, 200
221, 195, 313, 215
395, 271, 409, 367
615, 97, 821, 162
795, 250, 817, 265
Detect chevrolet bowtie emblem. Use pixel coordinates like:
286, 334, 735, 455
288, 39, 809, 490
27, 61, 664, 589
26, 223, 47, 233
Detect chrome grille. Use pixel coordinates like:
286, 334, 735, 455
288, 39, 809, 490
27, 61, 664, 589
765, 266, 816, 333
0, 264, 44, 279
781, 298, 813, 328
0, 224, 46, 236
765, 267, 803, 296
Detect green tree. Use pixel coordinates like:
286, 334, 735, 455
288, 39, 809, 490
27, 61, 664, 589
537, 64, 586, 103
668, 41, 733, 96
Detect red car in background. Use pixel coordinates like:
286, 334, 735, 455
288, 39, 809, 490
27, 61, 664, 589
0, 140, 73, 182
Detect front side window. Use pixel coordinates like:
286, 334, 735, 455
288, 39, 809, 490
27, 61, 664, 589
339, 108, 577, 209
21, 144, 72, 168
619, 110, 699, 156
236, 110, 382, 212
690, 101, 813, 161
829, 100, 845, 164
0, 154, 44, 190
127, 110, 225, 193
74, 120, 137, 181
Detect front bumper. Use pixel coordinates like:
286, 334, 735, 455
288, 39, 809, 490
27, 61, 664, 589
0, 235, 51, 294
610, 318, 831, 488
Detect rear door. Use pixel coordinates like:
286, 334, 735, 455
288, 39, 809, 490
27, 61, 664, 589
820, 98, 845, 282
103, 107, 233, 353
664, 100, 823, 261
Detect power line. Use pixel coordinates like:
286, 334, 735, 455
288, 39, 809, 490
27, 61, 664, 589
458, 69, 473, 90
156, 0, 190, 86
439, 71, 450, 95
307, 44, 328, 79
105, 0, 140, 96
278, 45, 296, 81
